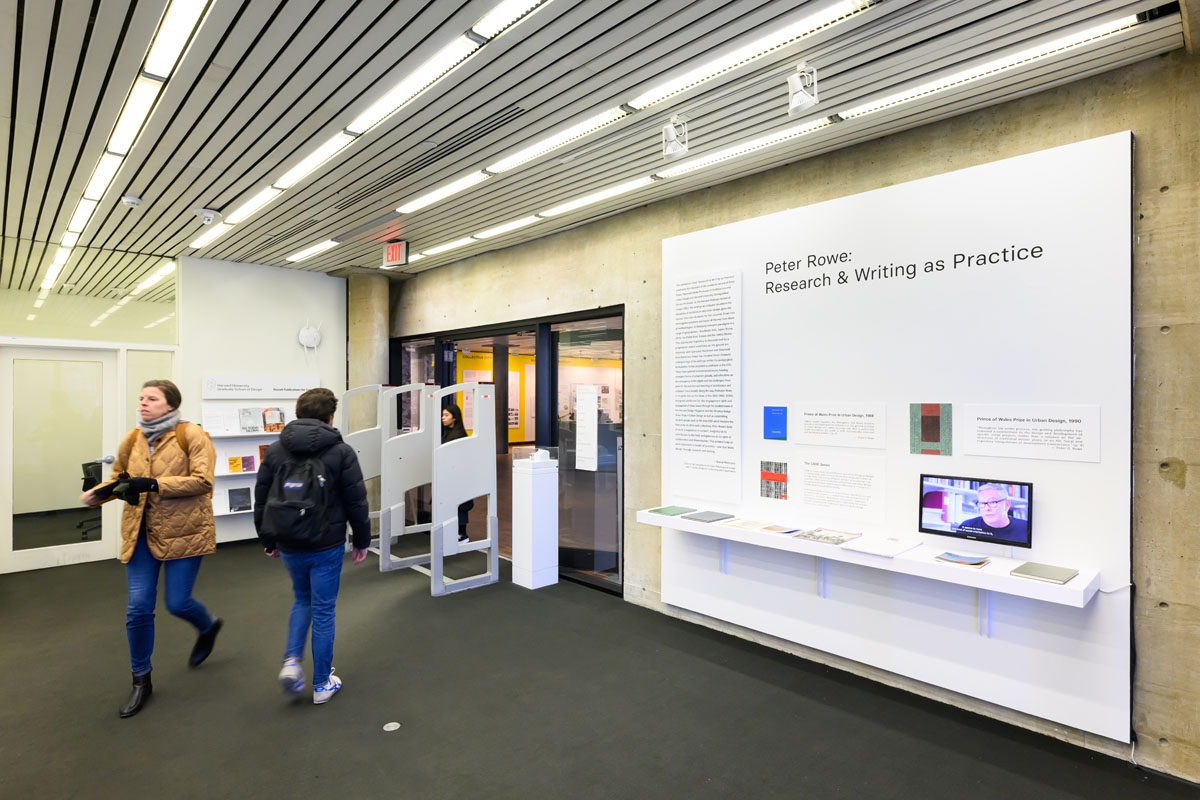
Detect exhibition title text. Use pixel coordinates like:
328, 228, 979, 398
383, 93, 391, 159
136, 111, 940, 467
761, 244, 1044, 295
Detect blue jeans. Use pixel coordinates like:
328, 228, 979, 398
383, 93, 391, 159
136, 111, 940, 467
280, 545, 344, 686
126, 533, 214, 675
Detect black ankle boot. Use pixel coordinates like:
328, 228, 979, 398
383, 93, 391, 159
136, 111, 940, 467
119, 672, 152, 718
188, 618, 223, 667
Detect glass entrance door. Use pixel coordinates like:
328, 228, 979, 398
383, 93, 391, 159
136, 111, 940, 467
554, 316, 623, 589
1, 346, 119, 572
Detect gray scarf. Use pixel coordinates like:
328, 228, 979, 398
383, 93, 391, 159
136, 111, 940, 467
139, 408, 181, 443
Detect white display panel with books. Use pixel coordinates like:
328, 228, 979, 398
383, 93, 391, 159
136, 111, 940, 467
198, 378, 314, 541
659, 134, 1133, 741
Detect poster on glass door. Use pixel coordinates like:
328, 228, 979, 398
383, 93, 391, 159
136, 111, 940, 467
576, 385, 599, 471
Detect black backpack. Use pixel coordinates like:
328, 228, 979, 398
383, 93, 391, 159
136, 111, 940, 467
261, 451, 330, 546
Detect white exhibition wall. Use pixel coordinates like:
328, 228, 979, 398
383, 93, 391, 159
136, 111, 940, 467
660, 133, 1133, 740
178, 256, 347, 542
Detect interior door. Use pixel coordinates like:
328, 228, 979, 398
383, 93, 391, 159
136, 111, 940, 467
0, 346, 119, 572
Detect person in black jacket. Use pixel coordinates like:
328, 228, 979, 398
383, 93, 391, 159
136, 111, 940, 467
441, 402, 473, 543
253, 387, 369, 705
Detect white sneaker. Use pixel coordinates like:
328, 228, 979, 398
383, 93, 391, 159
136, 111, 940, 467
278, 658, 305, 696
313, 669, 342, 705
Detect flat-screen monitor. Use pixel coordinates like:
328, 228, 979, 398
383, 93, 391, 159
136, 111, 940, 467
919, 474, 1032, 548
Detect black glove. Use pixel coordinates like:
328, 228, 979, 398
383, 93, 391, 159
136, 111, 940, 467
124, 477, 158, 493
112, 475, 158, 505
91, 482, 116, 501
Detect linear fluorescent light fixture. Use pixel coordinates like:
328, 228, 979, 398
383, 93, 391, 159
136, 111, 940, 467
286, 240, 338, 262
346, 37, 480, 135
656, 118, 831, 178
474, 216, 541, 239
186, 2, 551, 239
839, 15, 1139, 119
33, 299, 44, 308
130, 274, 165, 295
67, 199, 98, 233
626, 0, 873, 109
539, 176, 657, 217
274, 132, 357, 189
397, 171, 491, 214
52, 247, 72, 265
224, 187, 281, 224
61, 232, 80, 247
407, 253, 425, 263
190, 222, 232, 249
422, 237, 476, 256
40, 263, 66, 290
83, 153, 125, 201
143, 0, 209, 79
108, 76, 163, 155
26, 314, 36, 321
471, 0, 548, 39
486, 107, 629, 174
155, 260, 177, 276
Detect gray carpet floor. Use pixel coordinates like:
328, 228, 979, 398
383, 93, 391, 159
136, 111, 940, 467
0, 541, 1194, 799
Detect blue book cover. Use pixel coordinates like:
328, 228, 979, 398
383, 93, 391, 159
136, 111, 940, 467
764, 406, 787, 440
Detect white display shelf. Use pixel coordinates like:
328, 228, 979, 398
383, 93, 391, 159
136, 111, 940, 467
207, 431, 279, 439
215, 509, 253, 517
638, 509, 1100, 608
216, 470, 259, 477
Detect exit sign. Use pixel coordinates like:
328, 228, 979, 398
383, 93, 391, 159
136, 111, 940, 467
382, 240, 408, 269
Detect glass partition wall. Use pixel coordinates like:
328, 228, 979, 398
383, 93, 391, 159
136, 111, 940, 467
553, 317, 623, 590
393, 310, 624, 592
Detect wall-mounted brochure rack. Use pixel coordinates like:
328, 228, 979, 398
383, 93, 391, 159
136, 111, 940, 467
208, 429, 278, 518
199, 381, 312, 534
637, 509, 1100, 610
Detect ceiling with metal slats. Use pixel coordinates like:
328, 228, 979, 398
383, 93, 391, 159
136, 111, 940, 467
0, 0, 1189, 307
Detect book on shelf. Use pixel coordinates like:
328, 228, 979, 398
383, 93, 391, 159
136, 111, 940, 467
263, 407, 284, 433
681, 510, 734, 523
721, 518, 773, 531
840, 536, 921, 557
935, 551, 990, 568
649, 505, 696, 516
792, 528, 862, 545
227, 487, 251, 513
241, 455, 255, 472
259, 444, 270, 462
227, 456, 242, 473
238, 407, 262, 433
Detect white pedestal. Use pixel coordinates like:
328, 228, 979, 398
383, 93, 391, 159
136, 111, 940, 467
511, 458, 558, 589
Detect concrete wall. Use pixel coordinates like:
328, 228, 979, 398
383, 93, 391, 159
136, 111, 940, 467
390, 51, 1200, 780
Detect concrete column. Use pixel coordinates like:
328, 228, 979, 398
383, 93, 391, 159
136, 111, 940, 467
347, 273, 389, 530
347, 273, 389, 431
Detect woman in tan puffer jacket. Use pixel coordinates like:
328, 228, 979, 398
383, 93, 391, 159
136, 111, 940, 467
81, 379, 223, 718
